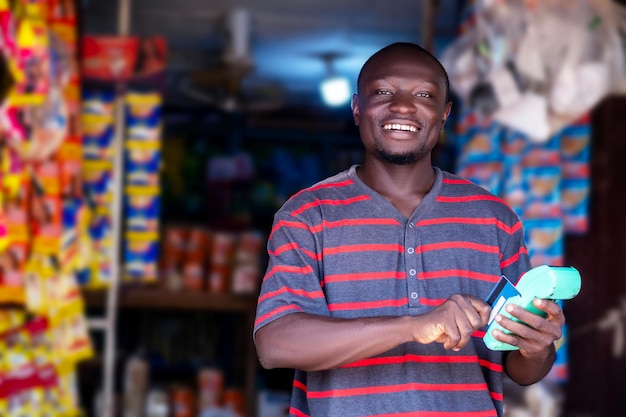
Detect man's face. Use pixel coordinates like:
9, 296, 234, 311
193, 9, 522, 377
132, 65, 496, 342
352, 48, 452, 165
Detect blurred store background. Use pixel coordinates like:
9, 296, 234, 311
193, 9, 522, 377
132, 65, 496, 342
0, 0, 624, 416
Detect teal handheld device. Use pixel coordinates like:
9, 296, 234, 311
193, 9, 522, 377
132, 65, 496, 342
483, 265, 581, 351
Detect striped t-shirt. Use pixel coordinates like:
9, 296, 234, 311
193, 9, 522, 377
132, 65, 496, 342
254, 165, 531, 417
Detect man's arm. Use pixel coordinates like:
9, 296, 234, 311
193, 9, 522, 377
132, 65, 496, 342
255, 294, 491, 372
492, 298, 564, 385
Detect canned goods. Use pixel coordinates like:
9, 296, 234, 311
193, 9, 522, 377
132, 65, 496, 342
171, 386, 195, 417
198, 367, 224, 409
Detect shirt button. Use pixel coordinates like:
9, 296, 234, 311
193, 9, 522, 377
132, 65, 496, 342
409, 269, 416, 276
410, 292, 418, 299
407, 247, 414, 254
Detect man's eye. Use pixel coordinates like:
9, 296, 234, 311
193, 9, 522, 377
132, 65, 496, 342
376, 90, 392, 95
416, 92, 431, 98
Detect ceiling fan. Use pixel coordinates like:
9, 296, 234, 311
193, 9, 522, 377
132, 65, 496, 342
177, 8, 286, 113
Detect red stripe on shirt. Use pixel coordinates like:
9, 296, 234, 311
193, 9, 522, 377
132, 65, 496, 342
443, 178, 474, 185
291, 179, 355, 199
478, 358, 503, 372
263, 265, 314, 282
269, 242, 320, 260
254, 304, 303, 327
293, 379, 307, 392
419, 298, 445, 306
289, 407, 310, 417
436, 195, 507, 205
269, 219, 309, 239
414, 241, 500, 254
257, 286, 324, 304
310, 217, 402, 232
291, 195, 371, 216
325, 271, 406, 283
328, 298, 408, 311
416, 217, 520, 234
418, 269, 500, 283
490, 391, 503, 402
364, 410, 497, 417
323, 243, 404, 256
473, 330, 486, 338
342, 354, 479, 368
307, 382, 489, 398
500, 246, 528, 269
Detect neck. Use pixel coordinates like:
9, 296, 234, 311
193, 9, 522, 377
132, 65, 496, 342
357, 159, 436, 199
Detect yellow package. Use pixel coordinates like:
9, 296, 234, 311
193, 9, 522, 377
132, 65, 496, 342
24, 253, 54, 315
55, 359, 80, 416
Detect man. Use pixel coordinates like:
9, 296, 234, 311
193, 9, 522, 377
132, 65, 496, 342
253, 42, 565, 417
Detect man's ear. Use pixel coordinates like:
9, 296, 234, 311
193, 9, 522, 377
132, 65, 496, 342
351, 93, 360, 125
441, 101, 453, 127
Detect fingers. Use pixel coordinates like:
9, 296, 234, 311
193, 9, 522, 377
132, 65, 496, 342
491, 299, 565, 356
417, 294, 490, 351
468, 296, 492, 327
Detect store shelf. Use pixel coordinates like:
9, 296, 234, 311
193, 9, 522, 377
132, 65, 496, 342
82, 288, 258, 313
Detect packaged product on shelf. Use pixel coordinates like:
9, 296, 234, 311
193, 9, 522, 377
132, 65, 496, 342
26, 316, 62, 414
171, 385, 195, 417
123, 238, 159, 282
82, 160, 114, 207
82, 114, 115, 161
231, 263, 260, 295
125, 92, 161, 128
233, 230, 264, 264
81, 36, 139, 82
159, 226, 187, 291
122, 354, 149, 417
81, 88, 115, 117
80, 88, 116, 288
0, 0, 16, 55
181, 227, 210, 291
9, 5, 50, 107
122, 90, 162, 284
124, 190, 160, 235
125, 142, 160, 187
208, 263, 230, 295
197, 367, 224, 411
0, 1, 92, 415
207, 232, 235, 294
60, 197, 86, 270
124, 188, 160, 283
0, 179, 30, 304
23, 253, 53, 315
86, 211, 114, 287
57, 134, 83, 199
231, 231, 264, 294
55, 356, 81, 416
145, 386, 170, 417
223, 388, 245, 417
1, 320, 39, 414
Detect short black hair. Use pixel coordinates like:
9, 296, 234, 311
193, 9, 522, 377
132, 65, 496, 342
357, 42, 451, 103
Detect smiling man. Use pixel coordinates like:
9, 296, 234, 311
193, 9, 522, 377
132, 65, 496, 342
254, 42, 565, 417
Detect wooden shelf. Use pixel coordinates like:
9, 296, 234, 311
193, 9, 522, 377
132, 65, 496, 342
82, 288, 258, 313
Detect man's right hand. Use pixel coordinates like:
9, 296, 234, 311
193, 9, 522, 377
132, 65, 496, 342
412, 294, 491, 351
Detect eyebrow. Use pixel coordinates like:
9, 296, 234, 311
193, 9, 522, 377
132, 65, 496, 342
363, 77, 442, 91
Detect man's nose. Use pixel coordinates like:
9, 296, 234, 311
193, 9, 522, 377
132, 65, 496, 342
388, 92, 417, 113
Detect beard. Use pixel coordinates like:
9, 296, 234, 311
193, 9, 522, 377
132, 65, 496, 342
375, 142, 427, 165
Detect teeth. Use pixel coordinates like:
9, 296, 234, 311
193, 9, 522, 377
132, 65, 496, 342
383, 124, 417, 132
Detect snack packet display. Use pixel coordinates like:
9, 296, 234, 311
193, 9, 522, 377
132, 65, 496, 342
0, 2, 92, 414
122, 91, 162, 283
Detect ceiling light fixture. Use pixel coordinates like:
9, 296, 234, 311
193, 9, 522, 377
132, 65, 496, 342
320, 76, 350, 107
319, 52, 350, 107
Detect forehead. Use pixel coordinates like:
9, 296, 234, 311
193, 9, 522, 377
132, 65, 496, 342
359, 48, 446, 90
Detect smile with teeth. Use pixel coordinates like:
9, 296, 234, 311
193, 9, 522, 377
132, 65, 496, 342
382, 123, 418, 132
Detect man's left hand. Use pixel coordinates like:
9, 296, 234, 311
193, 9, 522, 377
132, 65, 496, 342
491, 298, 565, 360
